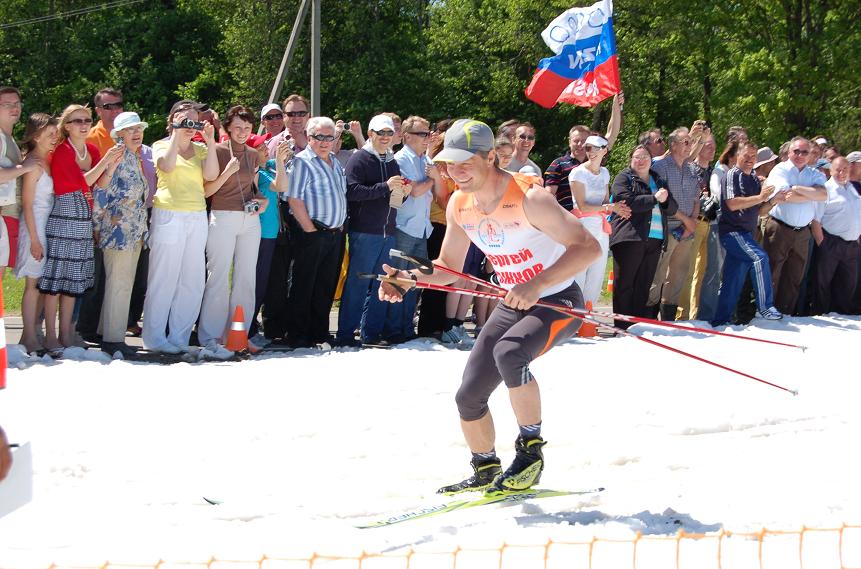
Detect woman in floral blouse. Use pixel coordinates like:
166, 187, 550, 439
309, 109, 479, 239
92, 111, 150, 357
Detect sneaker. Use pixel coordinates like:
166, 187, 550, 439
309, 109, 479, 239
486, 435, 547, 494
455, 325, 475, 346
101, 342, 137, 358
437, 457, 502, 495
248, 333, 271, 350
203, 340, 235, 360
756, 307, 784, 321
440, 327, 462, 345
147, 342, 182, 355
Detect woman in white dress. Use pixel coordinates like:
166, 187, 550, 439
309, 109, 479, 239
15, 113, 59, 353
568, 135, 631, 305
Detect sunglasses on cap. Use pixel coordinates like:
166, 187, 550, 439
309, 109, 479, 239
373, 129, 395, 137
517, 134, 536, 141
309, 134, 336, 142
99, 102, 123, 110
263, 113, 283, 121
285, 110, 309, 117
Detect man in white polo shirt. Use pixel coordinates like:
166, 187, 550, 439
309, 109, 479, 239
811, 156, 861, 314
763, 136, 827, 315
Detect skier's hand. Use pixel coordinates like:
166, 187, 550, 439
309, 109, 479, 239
378, 264, 414, 303
503, 280, 542, 310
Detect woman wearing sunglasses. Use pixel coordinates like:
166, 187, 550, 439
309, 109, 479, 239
91, 111, 152, 358
568, 135, 631, 306
40, 104, 123, 352
198, 105, 268, 357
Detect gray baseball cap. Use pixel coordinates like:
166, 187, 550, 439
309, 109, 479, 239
433, 119, 495, 163
846, 151, 861, 163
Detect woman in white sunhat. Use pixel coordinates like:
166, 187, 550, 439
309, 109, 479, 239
92, 111, 152, 357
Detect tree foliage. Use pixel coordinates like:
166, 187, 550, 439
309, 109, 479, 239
0, 0, 859, 165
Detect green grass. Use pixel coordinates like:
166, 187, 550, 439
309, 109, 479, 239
599, 256, 613, 306
2, 272, 24, 315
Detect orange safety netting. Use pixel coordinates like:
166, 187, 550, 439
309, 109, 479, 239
8, 524, 861, 569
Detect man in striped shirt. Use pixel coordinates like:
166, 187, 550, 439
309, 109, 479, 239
284, 116, 348, 348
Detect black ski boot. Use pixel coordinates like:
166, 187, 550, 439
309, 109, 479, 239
486, 435, 547, 495
437, 456, 502, 495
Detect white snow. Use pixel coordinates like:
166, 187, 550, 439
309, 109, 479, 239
1, 315, 860, 569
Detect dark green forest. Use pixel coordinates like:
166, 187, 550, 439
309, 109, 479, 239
1, 0, 860, 173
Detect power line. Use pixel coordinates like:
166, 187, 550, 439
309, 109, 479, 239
0, 0, 147, 30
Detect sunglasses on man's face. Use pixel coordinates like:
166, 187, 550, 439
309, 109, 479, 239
285, 110, 309, 117
651, 137, 664, 144
518, 134, 536, 141
373, 129, 395, 137
100, 102, 123, 110
309, 134, 336, 142
68, 118, 93, 125
793, 149, 810, 156
263, 113, 283, 121
584, 145, 606, 153
408, 131, 431, 138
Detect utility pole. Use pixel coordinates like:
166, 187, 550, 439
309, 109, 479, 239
311, 0, 321, 115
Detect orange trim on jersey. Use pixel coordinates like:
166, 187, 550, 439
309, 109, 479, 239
539, 315, 575, 356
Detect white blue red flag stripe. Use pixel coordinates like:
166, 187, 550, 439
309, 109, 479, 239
525, 0, 622, 108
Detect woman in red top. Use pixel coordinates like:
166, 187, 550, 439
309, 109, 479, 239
40, 104, 121, 352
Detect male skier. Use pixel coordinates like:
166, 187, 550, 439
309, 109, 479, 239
379, 119, 601, 494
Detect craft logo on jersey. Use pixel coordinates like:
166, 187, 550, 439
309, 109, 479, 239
478, 217, 505, 248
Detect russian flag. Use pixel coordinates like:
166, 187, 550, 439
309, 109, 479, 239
525, 1, 621, 108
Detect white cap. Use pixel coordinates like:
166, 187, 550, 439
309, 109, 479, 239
261, 103, 282, 118
368, 114, 395, 132
584, 134, 609, 148
814, 137, 828, 146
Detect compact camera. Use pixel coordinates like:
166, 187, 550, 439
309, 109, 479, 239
244, 200, 261, 214
172, 118, 204, 130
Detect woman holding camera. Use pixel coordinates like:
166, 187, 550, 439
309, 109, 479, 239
198, 105, 268, 356
141, 100, 219, 354
92, 112, 151, 357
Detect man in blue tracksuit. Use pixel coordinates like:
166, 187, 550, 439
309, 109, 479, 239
336, 114, 408, 346
711, 141, 784, 326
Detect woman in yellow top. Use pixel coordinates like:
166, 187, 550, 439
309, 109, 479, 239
141, 100, 219, 354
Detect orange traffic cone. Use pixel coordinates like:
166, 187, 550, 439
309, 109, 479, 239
607, 270, 614, 294
225, 305, 249, 352
578, 301, 597, 338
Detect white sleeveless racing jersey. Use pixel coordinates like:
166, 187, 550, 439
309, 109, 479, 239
451, 173, 575, 297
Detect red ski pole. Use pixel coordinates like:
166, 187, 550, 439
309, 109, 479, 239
388, 250, 806, 352
368, 271, 799, 396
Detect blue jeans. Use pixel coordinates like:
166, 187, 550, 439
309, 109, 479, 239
337, 231, 397, 343
390, 229, 428, 338
712, 231, 774, 325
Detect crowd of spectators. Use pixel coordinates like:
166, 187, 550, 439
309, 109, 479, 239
1, 85, 859, 357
